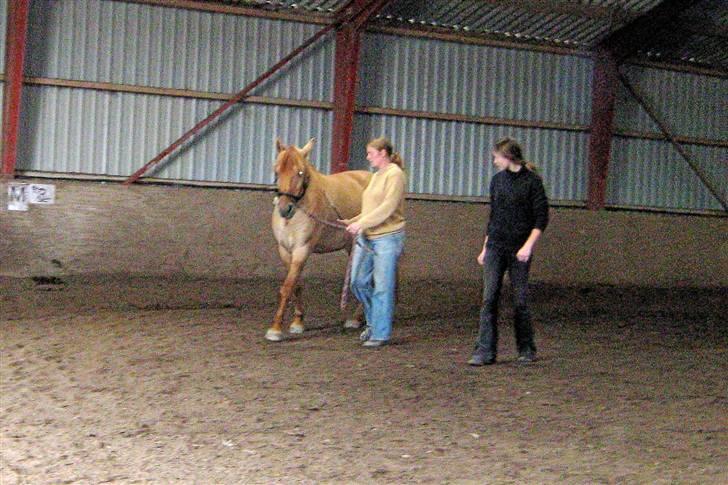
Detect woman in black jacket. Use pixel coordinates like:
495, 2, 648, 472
469, 137, 549, 366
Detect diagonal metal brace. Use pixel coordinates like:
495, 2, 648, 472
618, 71, 727, 211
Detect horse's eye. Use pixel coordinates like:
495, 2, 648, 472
298, 171, 304, 177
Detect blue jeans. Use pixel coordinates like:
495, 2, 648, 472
350, 231, 405, 341
474, 245, 536, 359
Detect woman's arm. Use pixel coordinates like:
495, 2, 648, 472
516, 229, 542, 262
355, 172, 405, 230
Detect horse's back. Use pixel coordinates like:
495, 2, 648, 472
323, 170, 371, 219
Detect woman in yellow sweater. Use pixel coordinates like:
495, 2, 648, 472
342, 137, 406, 348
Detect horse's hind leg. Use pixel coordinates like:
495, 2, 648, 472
344, 303, 365, 329
289, 284, 305, 334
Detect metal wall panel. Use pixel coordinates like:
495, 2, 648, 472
17, 84, 332, 184
607, 137, 726, 211
615, 65, 728, 141
358, 33, 593, 126
25, 0, 334, 101
351, 113, 589, 201
0, 0, 6, 73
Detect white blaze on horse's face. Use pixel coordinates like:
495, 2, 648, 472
274, 139, 315, 220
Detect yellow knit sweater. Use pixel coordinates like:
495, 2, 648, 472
348, 163, 406, 238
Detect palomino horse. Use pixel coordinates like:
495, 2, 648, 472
267, 138, 371, 341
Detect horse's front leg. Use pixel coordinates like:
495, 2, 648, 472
289, 284, 305, 334
266, 246, 309, 341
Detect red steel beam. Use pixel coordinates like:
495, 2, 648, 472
124, 21, 338, 185
586, 47, 618, 210
330, 24, 361, 173
1, 0, 31, 178
330, 0, 392, 173
124, 0, 376, 185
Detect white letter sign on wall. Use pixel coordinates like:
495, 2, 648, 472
8, 183, 28, 211
28, 184, 56, 204
7, 183, 56, 211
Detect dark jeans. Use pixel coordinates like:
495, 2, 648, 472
474, 246, 536, 359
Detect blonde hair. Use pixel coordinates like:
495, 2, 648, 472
367, 137, 404, 170
494, 137, 538, 173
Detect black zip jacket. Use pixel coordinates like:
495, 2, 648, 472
486, 168, 549, 252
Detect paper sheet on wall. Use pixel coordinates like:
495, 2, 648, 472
29, 184, 55, 204
8, 184, 28, 211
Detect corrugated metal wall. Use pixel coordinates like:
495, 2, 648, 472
18, 84, 332, 183
354, 33, 592, 201
24, 0, 334, 99
357, 34, 592, 125
1, 0, 724, 212
16, 0, 334, 183
351, 114, 589, 200
608, 138, 726, 211
0, 0, 6, 72
610, 65, 727, 211
615, 66, 727, 140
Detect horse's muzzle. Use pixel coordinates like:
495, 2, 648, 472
279, 203, 296, 219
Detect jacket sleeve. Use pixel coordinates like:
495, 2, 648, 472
531, 176, 549, 231
356, 171, 405, 230
486, 175, 497, 237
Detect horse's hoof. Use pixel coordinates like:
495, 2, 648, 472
344, 319, 362, 329
289, 323, 304, 334
265, 329, 284, 341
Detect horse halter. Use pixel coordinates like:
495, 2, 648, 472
275, 170, 308, 203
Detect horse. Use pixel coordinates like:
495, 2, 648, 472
266, 138, 371, 341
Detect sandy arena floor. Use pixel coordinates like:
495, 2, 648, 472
1, 275, 726, 484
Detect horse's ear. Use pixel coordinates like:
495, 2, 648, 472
275, 138, 285, 154
300, 138, 315, 158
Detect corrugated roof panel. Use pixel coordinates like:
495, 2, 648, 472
17, 84, 333, 183
25, 0, 334, 101
226, 0, 347, 13
372, 0, 656, 48
217, 0, 723, 70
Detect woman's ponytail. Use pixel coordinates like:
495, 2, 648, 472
390, 152, 405, 170
524, 161, 539, 174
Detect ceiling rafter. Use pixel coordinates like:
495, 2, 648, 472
598, 0, 703, 63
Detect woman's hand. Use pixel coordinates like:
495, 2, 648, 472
516, 245, 532, 262
345, 222, 363, 235
477, 247, 486, 266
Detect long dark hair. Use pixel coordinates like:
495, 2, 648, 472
494, 137, 538, 173
367, 137, 405, 170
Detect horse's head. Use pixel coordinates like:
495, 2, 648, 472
274, 138, 314, 219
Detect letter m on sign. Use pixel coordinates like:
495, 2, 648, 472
8, 183, 28, 211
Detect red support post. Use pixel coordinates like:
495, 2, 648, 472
1, 0, 31, 178
586, 47, 618, 210
330, 0, 391, 173
330, 24, 361, 173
